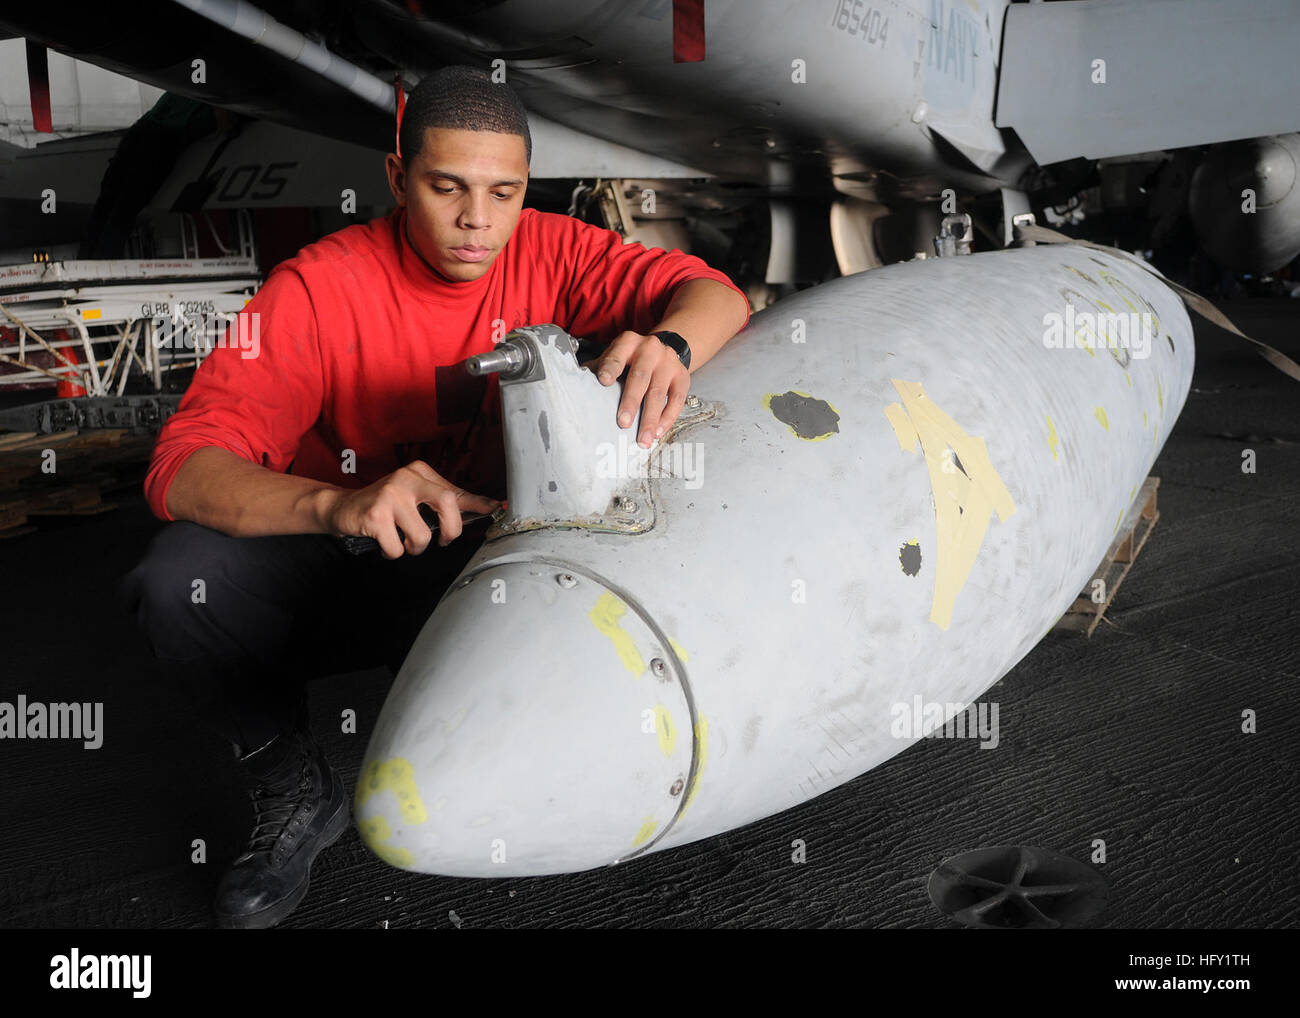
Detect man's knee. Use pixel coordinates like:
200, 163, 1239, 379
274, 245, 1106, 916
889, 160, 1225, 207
122, 520, 351, 666
121, 521, 244, 659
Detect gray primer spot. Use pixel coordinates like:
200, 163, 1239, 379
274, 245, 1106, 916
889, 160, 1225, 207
767, 391, 840, 440
538, 411, 550, 452
547, 480, 557, 492
900, 541, 922, 577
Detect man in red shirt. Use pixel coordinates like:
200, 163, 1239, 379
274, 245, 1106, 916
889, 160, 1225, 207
122, 66, 749, 929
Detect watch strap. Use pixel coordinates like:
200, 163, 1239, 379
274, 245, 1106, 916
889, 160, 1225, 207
653, 329, 691, 369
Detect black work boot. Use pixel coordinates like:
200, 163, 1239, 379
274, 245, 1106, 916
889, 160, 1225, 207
213, 723, 350, 929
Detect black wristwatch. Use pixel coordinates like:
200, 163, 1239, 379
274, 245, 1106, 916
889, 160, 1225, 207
653, 330, 691, 369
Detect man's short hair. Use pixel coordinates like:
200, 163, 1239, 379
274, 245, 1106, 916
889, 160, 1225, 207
399, 65, 532, 165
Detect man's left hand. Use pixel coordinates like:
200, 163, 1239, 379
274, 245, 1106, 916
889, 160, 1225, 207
592, 331, 690, 448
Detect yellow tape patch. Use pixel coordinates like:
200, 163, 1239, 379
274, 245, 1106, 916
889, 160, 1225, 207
679, 714, 710, 817
356, 757, 428, 824
589, 591, 646, 677
1095, 406, 1109, 431
357, 815, 414, 868
1075, 319, 1096, 357
355, 758, 427, 869
884, 402, 920, 453
631, 815, 658, 848
1046, 414, 1060, 462
886, 380, 1016, 630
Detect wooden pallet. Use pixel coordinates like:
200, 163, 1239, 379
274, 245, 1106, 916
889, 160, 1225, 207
0, 428, 154, 538
1054, 477, 1160, 636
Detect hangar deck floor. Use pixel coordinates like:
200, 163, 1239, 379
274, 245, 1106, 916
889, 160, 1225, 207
2, 300, 1297, 929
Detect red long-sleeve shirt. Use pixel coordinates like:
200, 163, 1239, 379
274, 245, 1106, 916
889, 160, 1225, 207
144, 205, 749, 521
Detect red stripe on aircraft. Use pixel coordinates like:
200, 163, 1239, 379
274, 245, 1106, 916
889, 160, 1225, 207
394, 75, 407, 156
26, 41, 52, 133
673, 0, 705, 63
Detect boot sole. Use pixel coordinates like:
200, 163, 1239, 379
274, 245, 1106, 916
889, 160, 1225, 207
214, 792, 352, 930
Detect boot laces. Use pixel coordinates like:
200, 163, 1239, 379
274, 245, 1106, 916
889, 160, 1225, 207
245, 755, 313, 856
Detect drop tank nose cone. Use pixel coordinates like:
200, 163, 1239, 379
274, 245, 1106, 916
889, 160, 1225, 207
355, 561, 696, 877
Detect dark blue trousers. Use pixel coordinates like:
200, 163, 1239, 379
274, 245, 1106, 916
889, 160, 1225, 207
120, 521, 485, 755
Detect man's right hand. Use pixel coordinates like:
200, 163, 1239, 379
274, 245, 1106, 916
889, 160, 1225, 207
318, 460, 501, 559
